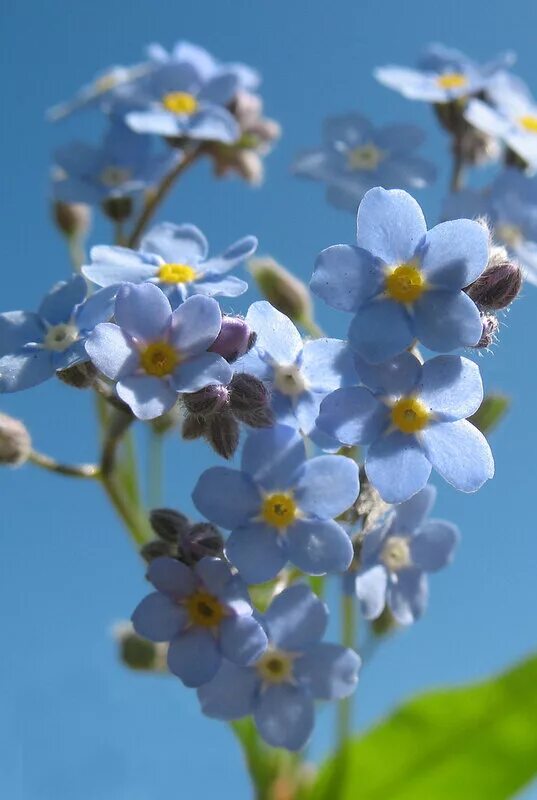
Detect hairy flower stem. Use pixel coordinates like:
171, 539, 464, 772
29, 449, 99, 479
337, 594, 357, 748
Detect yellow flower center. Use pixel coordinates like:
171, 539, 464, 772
347, 143, 384, 171
256, 649, 295, 684
185, 590, 225, 628
162, 91, 199, 115
139, 341, 179, 377
43, 323, 79, 352
261, 492, 297, 529
158, 263, 197, 284
519, 115, 537, 134
100, 165, 132, 188
380, 536, 411, 571
385, 262, 427, 303
391, 396, 430, 435
496, 222, 523, 247
436, 72, 468, 91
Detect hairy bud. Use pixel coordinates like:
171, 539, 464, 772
206, 412, 240, 459
140, 539, 174, 563
52, 201, 91, 238
181, 414, 207, 440
0, 412, 31, 465
229, 373, 273, 427
56, 361, 97, 389
102, 196, 133, 222
209, 316, 253, 362
249, 257, 313, 324
473, 313, 500, 349
183, 385, 230, 416
150, 508, 191, 543
466, 250, 522, 310
178, 522, 224, 565
144, 508, 224, 566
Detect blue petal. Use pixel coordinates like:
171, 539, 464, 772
198, 72, 240, 105
374, 66, 448, 103
194, 557, 235, 594
311, 245, 382, 312
418, 356, 483, 420
393, 485, 437, 533
253, 684, 314, 751
366, 431, 432, 503
140, 222, 208, 263
317, 387, 389, 446
126, 109, 188, 137
0, 350, 53, 392
83, 246, 160, 287
241, 425, 306, 492
115, 283, 172, 342
420, 220, 489, 289
167, 628, 221, 687
263, 584, 328, 649
172, 352, 233, 393
0, 312, 44, 355
225, 523, 287, 584
355, 351, 421, 396
411, 520, 460, 572
219, 616, 268, 666
235, 349, 273, 382
375, 123, 426, 153
295, 643, 360, 700
116, 375, 178, 420
193, 467, 260, 529
414, 291, 482, 352
192, 276, 248, 298
198, 661, 258, 720
348, 300, 414, 364
147, 556, 196, 597
38, 276, 87, 325
387, 568, 429, 625
245, 301, 303, 365
131, 592, 188, 642
356, 187, 427, 264
286, 519, 353, 575
295, 455, 359, 518
202, 235, 258, 275
323, 112, 373, 145
169, 295, 222, 355
75, 285, 116, 331
300, 339, 357, 392
85, 323, 139, 380
186, 106, 239, 144
421, 419, 494, 492
354, 565, 389, 619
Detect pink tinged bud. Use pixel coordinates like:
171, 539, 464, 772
209, 316, 253, 362
466, 253, 523, 310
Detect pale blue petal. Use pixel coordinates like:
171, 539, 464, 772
187, 107, 239, 144
147, 556, 196, 597
85, 323, 139, 380
192, 467, 260, 529
254, 685, 314, 751
374, 66, 447, 102
167, 628, 221, 687
317, 387, 388, 446
323, 113, 373, 145
244, 302, 303, 364
84, 246, 160, 287
126, 109, 187, 137
294, 456, 359, 518
115, 283, 172, 342
354, 565, 388, 619
356, 187, 427, 264
348, 300, 414, 364
311, 245, 382, 312
192, 276, 248, 298
241, 425, 305, 491
300, 339, 357, 392
234, 349, 273, 382
38, 276, 87, 325
366, 431, 432, 503
420, 419, 494, 492
172, 352, 233, 393
0, 350, 53, 392
75, 285, 116, 331
116, 375, 177, 420
198, 72, 239, 105
393, 485, 437, 533
295, 643, 360, 700
197, 661, 258, 720
225, 523, 287, 584
202, 235, 258, 275
418, 356, 483, 420
131, 592, 188, 642
169, 295, 222, 355
414, 291, 482, 352
420, 220, 489, 289
193, 557, 234, 593
140, 222, 208, 263
387, 569, 429, 625
286, 519, 353, 575
355, 351, 421, 396
264, 584, 328, 649
219, 616, 268, 666
375, 124, 426, 153
411, 520, 460, 572
0, 312, 45, 354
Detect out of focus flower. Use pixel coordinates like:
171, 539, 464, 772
293, 114, 436, 211
318, 352, 494, 503
85, 283, 232, 420
132, 555, 268, 687
198, 584, 360, 751
249, 257, 313, 325
193, 424, 358, 583
83, 223, 255, 307
312, 187, 487, 363
0, 276, 115, 392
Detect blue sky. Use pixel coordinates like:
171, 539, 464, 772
1, 0, 536, 797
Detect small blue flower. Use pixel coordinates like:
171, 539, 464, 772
375, 43, 514, 104
236, 301, 357, 436
318, 352, 494, 503
348, 486, 459, 625
293, 114, 436, 211
465, 72, 537, 168
85, 282, 233, 420
312, 187, 488, 363
0, 276, 115, 392
192, 424, 358, 583
53, 120, 180, 206
83, 223, 256, 307
198, 583, 361, 750
132, 555, 268, 687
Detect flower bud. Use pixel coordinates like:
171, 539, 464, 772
181, 414, 207, 440
150, 508, 191, 543
52, 201, 91, 238
102, 196, 133, 222
178, 522, 224, 565
206, 412, 240, 459
114, 623, 166, 672
56, 361, 97, 389
229, 373, 273, 427
0, 412, 31, 465
140, 539, 174, 563
183, 385, 230, 416
209, 316, 253, 362
473, 313, 500, 349
465, 251, 522, 310
249, 257, 313, 324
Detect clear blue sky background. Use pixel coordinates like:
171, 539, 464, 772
1, 1, 536, 798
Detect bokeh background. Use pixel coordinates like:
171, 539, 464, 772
2, 0, 536, 797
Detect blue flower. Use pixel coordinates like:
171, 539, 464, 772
465, 72, 537, 168
198, 583, 361, 750
375, 43, 514, 104
192, 424, 358, 583
236, 301, 357, 436
312, 187, 488, 363
292, 114, 436, 212
53, 120, 180, 206
318, 352, 494, 503
0, 276, 115, 392
83, 223, 255, 307
348, 486, 459, 625
132, 555, 268, 687
85, 282, 233, 420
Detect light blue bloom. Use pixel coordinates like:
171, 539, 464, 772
312, 187, 487, 363
53, 120, 180, 206
85, 282, 233, 420
192, 424, 358, 584
198, 583, 360, 750
0, 276, 115, 392
293, 114, 436, 211
236, 301, 357, 436
318, 352, 494, 503
83, 223, 255, 307
348, 486, 459, 625
132, 555, 268, 688
375, 43, 514, 103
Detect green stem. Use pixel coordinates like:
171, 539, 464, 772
147, 429, 164, 508
29, 450, 99, 479
67, 234, 86, 273
337, 594, 357, 747
99, 472, 150, 547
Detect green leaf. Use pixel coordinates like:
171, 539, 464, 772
306, 654, 537, 800
469, 394, 510, 436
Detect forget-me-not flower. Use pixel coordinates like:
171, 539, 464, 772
132, 555, 268, 687
293, 114, 436, 211
85, 282, 233, 420
192, 424, 358, 583
198, 583, 360, 750
318, 352, 494, 503
312, 187, 488, 363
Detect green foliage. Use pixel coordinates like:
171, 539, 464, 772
469, 394, 510, 436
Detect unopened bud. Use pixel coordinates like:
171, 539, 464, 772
56, 361, 97, 388
209, 316, 253, 363
114, 623, 165, 671
52, 201, 91, 238
206, 413, 240, 459
178, 522, 224, 565
473, 313, 500, 349
229, 373, 273, 427
466, 251, 522, 310
183, 385, 230, 416
249, 257, 313, 324
0, 412, 31, 465
150, 508, 191, 543
140, 539, 174, 563
181, 414, 207, 440
102, 196, 133, 222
